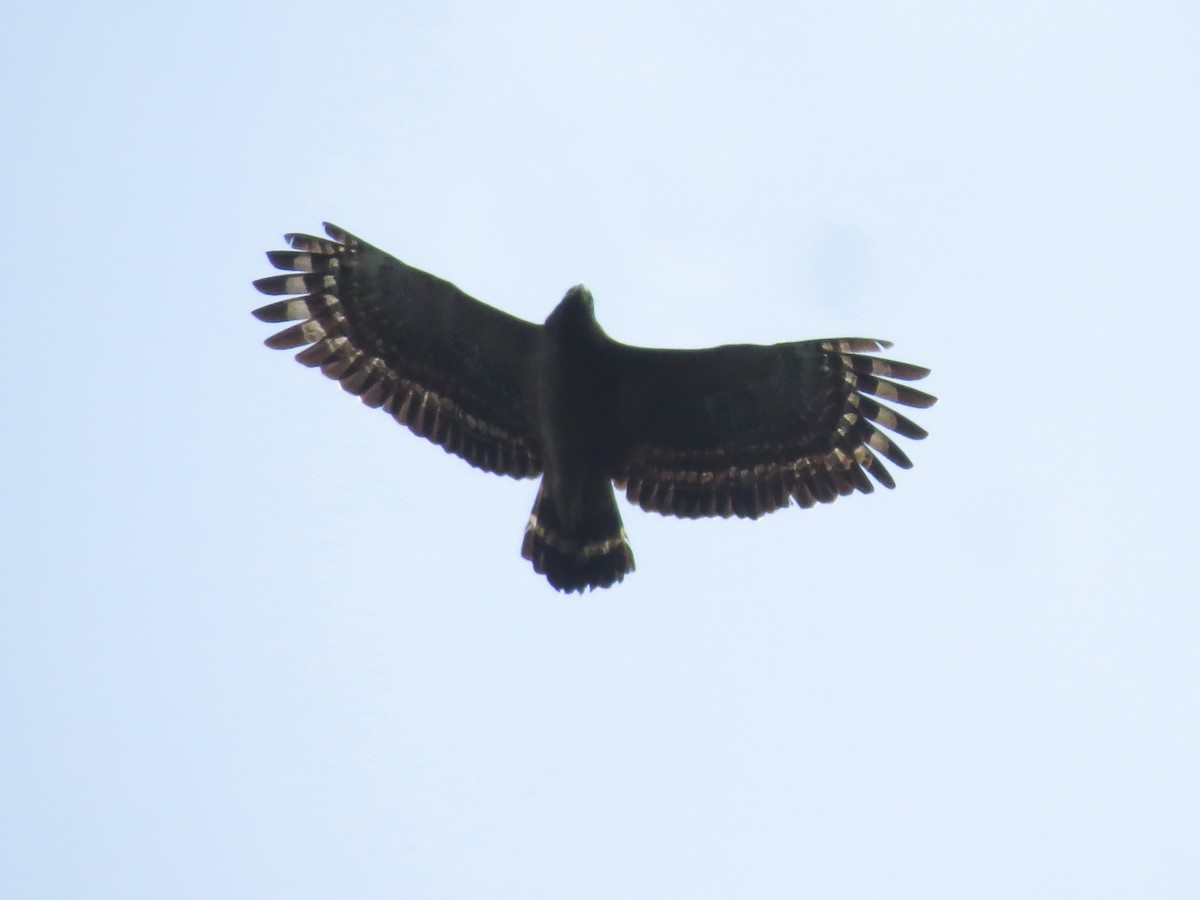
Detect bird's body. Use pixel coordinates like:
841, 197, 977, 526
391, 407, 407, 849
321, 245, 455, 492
526, 288, 634, 591
253, 223, 936, 592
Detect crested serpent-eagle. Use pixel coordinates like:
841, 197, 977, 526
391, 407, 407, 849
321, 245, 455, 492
252, 223, 936, 593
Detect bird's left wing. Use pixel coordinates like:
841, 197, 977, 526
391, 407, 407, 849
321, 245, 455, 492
253, 224, 543, 478
609, 338, 936, 518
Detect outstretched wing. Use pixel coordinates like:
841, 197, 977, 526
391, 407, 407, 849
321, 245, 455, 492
611, 338, 935, 518
252, 224, 543, 478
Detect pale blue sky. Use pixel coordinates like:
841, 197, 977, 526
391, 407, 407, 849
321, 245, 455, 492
3, 1, 1198, 897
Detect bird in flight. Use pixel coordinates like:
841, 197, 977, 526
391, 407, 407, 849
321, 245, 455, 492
253, 223, 936, 593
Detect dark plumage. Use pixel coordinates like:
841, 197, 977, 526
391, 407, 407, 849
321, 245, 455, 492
252, 223, 936, 592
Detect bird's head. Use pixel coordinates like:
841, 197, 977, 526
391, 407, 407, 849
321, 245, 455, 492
545, 284, 599, 336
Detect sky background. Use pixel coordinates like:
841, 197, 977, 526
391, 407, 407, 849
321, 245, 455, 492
3, 1, 1198, 897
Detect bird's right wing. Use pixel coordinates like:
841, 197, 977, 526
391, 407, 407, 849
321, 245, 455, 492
253, 224, 543, 478
610, 338, 936, 518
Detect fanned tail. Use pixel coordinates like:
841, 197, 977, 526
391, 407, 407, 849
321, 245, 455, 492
521, 479, 635, 593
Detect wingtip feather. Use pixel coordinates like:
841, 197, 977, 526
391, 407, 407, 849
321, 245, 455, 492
252, 298, 311, 322
323, 221, 349, 243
